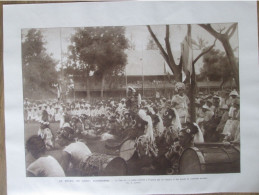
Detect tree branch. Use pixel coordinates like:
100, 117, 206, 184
225, 23, 237, 39
178, 54, 183, 68
199, 24, 222, 40
165, 25, 177, 68
147, 25, 170, 65
193, 38, 217, 65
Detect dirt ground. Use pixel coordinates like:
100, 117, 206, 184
24, 122, 132, 175
24, 122, 158, 176
24, 122, 118, 154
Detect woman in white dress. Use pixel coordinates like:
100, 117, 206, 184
171, 82, 190, 124
222, 98, 240, 141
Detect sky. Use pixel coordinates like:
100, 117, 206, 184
21, 23, 239, 74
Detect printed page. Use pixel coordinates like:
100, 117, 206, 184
3, 1, 259, 195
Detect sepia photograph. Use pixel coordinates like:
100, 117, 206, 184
22, 23, 240, 177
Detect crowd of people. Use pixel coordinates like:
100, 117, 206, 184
24, 82, 240, 177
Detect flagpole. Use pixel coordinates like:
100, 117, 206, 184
141, 42, 144, 98
73, 75, 76, 102
60, 28, 64, 103
163, 61, 166, 97
125, 65, 128, 97
141, 57, 144, 97
188, 24, 196, 123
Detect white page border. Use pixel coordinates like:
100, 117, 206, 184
3, 1, 259, 195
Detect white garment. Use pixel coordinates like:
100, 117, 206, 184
38, 128, 53, 149
171, 108, 182, 132
193, 123, 204, 143
138, 94, 142, 107
156, 115, 165, 136
59, 114, 65, 128
27, 156, 65, 177
55, 112, 61, 122
138, 110, 154, 142
63, 142, 92, 167
171, 94, 190, 123
27, 110, 33, 121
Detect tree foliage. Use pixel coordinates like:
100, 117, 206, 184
66, 26, 129, 98
147, 25, 216, 83
198, 23, 239, 88
67, 26, 128, 77
22, 29, 58, 98
197, 48, 233, 82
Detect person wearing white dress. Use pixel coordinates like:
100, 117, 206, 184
171, 82, 190, 124
222, 98, 240, 141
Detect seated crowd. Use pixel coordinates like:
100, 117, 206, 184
25, 83, 240, 176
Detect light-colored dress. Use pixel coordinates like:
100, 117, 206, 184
38, 128, 54, 150
171, 94, 190, 123
222, 107, 240, 141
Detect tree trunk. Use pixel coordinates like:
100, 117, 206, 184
174, 68, 182, 82
189, 62, 196, 123
100, 75, 105, 98
86, 76, 91, 101
198, 24, 239, 90
221, 40, 239, 88
147, 25, 183, 82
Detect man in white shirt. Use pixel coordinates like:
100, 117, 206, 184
61, 141, 92, 176
26, 135, 65, 177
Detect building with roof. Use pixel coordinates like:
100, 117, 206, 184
196, 78, 237, 93
73, 50, 175, 99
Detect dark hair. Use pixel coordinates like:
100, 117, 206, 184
41, 110, 49, 122
40, 123, 49, 129
182, 122, 199, 135
132, 114, 148, 131
152, 114, 160, 126
164, 108, 176, 119
64, 114, 71, 123
163, 108, 176, 127
26, 135, 46, 158
152, 107, 158, 114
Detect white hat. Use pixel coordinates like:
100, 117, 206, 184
220, 104, 229, 110
195, 99, 201, 104
229, 90, 239, 96
175, 82, 185, 92
202, 104, 210, 110
213, 95, 220, 99
128, 86, 136, 93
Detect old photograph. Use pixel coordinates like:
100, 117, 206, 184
22, 23, 240, 177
